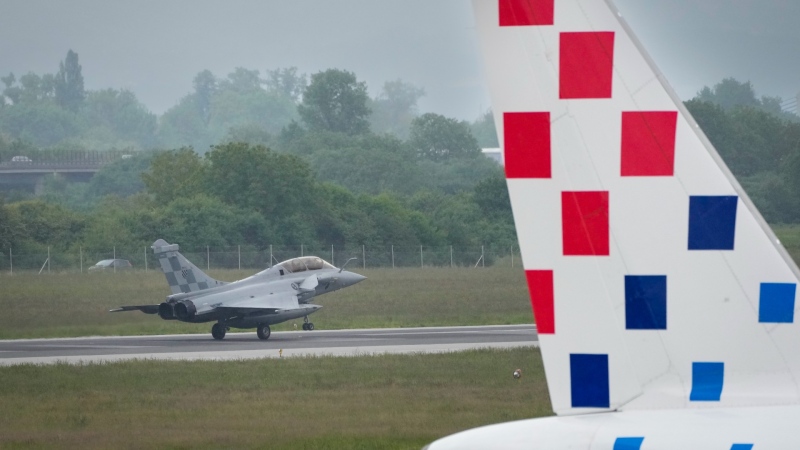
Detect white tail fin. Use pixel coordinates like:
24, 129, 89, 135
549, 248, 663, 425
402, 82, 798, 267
473, 0, 800, 415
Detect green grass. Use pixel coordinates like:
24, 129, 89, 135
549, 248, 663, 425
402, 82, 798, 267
0, 347, 548, 449
0, 267, 532, 339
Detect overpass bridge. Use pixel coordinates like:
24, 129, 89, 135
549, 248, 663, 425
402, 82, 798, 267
0, 161, 105, 194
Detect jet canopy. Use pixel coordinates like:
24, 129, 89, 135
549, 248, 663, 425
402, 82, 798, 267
277, 256, 335, 273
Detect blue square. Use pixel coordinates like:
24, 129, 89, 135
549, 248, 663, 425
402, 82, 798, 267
570, 353, 610, 408
690, 362, 724, 401
625, 275, 667, 330
759, 283, 796, 323
730, 445, 753, 450
614, 437, 644, 450
688, 196, 738, 250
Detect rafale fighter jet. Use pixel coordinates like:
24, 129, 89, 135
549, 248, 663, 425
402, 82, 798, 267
110, 239, 366, 340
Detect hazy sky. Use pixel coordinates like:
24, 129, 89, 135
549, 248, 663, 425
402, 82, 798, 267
1, 0, 799, 120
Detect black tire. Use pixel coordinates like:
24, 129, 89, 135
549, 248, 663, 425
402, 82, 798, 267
307, 323, 315, 331
257, 323, 271, 340
302, 323, 308, 331
212, 323, 226, 340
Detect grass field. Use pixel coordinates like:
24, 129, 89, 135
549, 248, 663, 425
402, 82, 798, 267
0, 347, 548, 449
0, 267, 532, 339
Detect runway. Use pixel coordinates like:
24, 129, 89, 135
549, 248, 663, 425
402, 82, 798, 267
0, 324, 538, 366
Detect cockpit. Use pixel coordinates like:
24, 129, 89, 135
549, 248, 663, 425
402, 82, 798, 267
277, 256, 335, 274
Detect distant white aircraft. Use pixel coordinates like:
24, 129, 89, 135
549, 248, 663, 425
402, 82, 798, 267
111, 239, 365, 340
428, 0, 800, 448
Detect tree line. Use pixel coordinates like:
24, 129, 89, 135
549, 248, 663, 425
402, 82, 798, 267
1, 49, 798, 264
0, 143, 516, 264
0, 50, 498, 154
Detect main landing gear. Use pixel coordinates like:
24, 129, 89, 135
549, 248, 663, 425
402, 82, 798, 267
212, 322, 228, 340
302, 315, 315, 331
257, 323, 271, 340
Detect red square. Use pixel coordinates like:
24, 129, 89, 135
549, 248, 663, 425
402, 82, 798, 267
562, 191, 609, 256
560, 32, 615, 99
621, 111, 678, 176
499, 0, 554, 26
526, 270, 555, 334
504, 112, 551, 178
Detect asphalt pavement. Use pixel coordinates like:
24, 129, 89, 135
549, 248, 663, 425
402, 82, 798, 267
0, 324, 538, 365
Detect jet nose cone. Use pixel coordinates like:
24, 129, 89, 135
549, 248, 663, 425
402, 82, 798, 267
342, 271, 367, 286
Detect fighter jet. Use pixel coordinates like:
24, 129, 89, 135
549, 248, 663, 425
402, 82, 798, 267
110, 239, 366, 340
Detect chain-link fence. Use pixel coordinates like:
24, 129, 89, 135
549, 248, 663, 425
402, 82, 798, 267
0, 244, 523, 273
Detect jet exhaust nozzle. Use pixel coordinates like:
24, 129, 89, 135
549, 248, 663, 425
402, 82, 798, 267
174, 300, 197, 320
158, 302, 176, 320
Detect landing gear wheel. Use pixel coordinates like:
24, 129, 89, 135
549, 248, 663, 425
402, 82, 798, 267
303, 316, 309, 324
307, 323, 315, 331
212, 323, 226, 340
302, 323, 308, 331
256, 323, 271, 340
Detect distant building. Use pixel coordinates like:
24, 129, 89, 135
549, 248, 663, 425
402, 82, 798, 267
482, 148, 503, 166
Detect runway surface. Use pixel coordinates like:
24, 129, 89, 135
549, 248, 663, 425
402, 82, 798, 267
0, 324, 538, 366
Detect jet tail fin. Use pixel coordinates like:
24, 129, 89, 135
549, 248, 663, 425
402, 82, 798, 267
472, 0, 800, 416
151, 239, 226, 295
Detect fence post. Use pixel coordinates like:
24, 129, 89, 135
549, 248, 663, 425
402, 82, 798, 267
391, 245, 394, 269
113, 246, 116, 273
238, 245, 241, 270
207, 246, 210, 270
80, 246, 83, 273
331, 245, 334, 266
270, 245, 273, 268
301, 244, 304, 257
9, 247, 12, 275
482, 245, 485, 268
144, 247, 148, 272
48, 246, 51, 273
511, 245, 514, 268
450, 245, 453, 268
362, 245, 365, 270
420, 245, 423, 268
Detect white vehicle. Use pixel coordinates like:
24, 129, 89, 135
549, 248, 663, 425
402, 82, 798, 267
428, 1, 800, 448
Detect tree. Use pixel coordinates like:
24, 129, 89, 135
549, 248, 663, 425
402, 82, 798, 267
141, 148, 206, 204
306, 132, 421, 194
0, 197, 24, 252
409, 113, 481, 161
1, 73, 20, 105
219, 67, 262, 94
54, 50, 85, 112
81, 89, 157, 147
8, 200, 85, 247
265, 67, 307, 103
0, 102, 82, 146
203, 142, 316, 218
696, 78, 758, 111
297, 69, 371, 135
86, 152, 156, 199
193, 70, 217, 125
159, 195, 273, 249
473, 172, 512, 220
157, 94, 212, 151
369, 79, 425, 138
160, 67, 297, 152
470, 110, 499, 148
